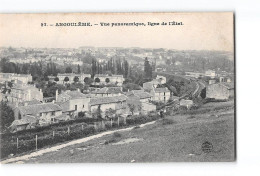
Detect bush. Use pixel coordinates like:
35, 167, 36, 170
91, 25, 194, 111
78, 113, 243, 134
161, 118, 175, 125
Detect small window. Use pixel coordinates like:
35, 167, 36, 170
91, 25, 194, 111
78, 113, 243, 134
75, 105, 77, 110
83, 105, 84, 108
39, 113, 42, 116
51, 111, 55, 116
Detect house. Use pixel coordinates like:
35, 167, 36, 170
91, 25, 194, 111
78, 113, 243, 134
209, 79, 216, 85
180, 99, 193, 109
126, 90, 152, 103
206, 82, 234, 100
6, 84, 43, 104
0, 73, 32, 84
56, 90, 91, 118
89, 95, 128, 117
150, 87, 171, 102
14, 103, 63, 125
143, 76, 166, 92
125, 90, 155, 115
93, 74, 124, 86
9, 115, 38, 132
205, 70, 216, 78
219, 76, 232, 83
90, 87, 123, 97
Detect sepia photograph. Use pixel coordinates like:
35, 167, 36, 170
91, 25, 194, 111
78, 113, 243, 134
0, 12, 235, 163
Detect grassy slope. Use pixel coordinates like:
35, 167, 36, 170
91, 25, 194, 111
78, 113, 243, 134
23, 101, 235, 163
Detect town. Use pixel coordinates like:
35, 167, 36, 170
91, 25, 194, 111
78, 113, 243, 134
0, 46, 234, 162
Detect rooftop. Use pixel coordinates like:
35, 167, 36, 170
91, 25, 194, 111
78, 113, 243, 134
154, 87, 170, 93
89, 95, 127, 106
18, 103, 62, 115
93, 87, 123, 94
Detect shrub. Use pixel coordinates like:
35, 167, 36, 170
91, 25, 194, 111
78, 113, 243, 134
161, 118, 175, 125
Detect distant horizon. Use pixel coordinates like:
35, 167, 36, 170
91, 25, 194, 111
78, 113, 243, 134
0, 45, 234, 53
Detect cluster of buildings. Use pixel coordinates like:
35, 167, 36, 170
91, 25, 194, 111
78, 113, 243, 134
1, 72, 171, 132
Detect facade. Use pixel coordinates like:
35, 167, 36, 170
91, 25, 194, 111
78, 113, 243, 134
56, 90, 91, 118
150, 87, 171, 102
156, 75, 167, 84
205, 70, 216, 78
125, 94, 156, 116
89, 95, 128, 117
219, 76, 232, 83
126, 90, 152, 103
93, 74, 124, 86
53, 73, 91, 84
0, 73, 32, 84
14, 103, 63, 125
206, 82, 234, 100
6, 84, 43, 104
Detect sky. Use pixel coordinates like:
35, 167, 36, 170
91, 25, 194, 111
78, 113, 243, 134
0, 12, 234, 51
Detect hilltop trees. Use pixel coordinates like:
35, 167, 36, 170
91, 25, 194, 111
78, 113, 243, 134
65, 66, 72, 73
91, 57, 130, 78
0, 102, 15, 132
144, 57, 152, 80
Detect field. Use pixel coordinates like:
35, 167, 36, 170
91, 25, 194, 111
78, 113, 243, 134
9, 100, 235, 163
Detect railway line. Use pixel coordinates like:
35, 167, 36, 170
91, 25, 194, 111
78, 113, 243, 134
155, 71, 206, 100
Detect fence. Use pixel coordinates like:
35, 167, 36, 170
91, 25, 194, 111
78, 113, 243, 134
0, 114, 158, 159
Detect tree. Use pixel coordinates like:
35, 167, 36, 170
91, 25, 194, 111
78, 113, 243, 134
91, 58, 97, 78
144, 57, 152, 80
95, 77, 100, 83
105, 78, 110, 84
74, 76, 79, 83
124, 60, 129, 78
127, 103, 136, 115
77, 64, 81, 74
54, 77, 59, 82
65, 67, 72, 73
200, 87, 206, 99
0, 102, 15, 131
92, 105, 102, 119
64, 77, 69, 83
84, 77, 93, 85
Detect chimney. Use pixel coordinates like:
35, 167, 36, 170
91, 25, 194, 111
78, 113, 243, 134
55, 89, 58, 102
77, 88, 80, 92
28, 89, 31, 101
52, 100, 55, 104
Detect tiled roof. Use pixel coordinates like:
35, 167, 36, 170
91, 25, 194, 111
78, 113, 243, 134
18, 99, 41, 106
126, 90, 152, 99
18, 103, 62, 115
12, 84, 38, 90
154, 87, 170, 93
94, 87, 123, 94
89, 95, 127, 106
59, 90, 87, 99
